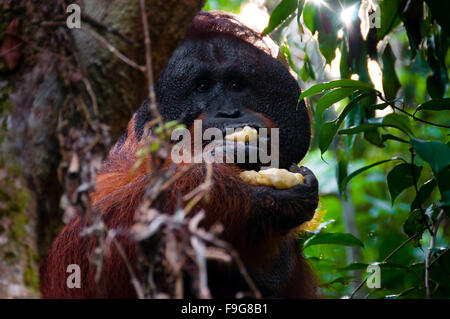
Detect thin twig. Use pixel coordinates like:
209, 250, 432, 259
0, 41, 24, 58
349, 228, 426, 298
425, 209, 446, 298
410, 147, 433, 235
377, 93, 450, 129
139, 0, 163, 125
111, 234, 146, 299
132, 3, 256, 298
2, 32, 71, 60
193, 228, 262, 298
159, 165, 192, 192
183, 163, 213, 215
82, 77, 99, 116
42, 10, 139, 46
429, 247, 450, 269
382, 228, 426, 262
82, 25, 146, 72
81, 13, 139, 47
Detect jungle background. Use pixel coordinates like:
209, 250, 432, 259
0, 0, 449, 299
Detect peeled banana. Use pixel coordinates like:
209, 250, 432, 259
240, 168, 304, 189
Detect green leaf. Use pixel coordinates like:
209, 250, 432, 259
297, 220, 334, 246
280, 42, 299, 74
440, 201, 450, 212
263, 0, 299, 34
387, 163, 423, 205
299, 53, 315, 82
320, 275, 355, 288
339, 262, 369, 271
377, 114, 412, 135
318, 94, 368, 154
381, 134, 409, 144
302, 1, 315, 33
360, 91, 377, 119
343, 98, 361, 149
303, 232, 364, 249
369, 99, 403, 110
340, 158, 401, 197
411, 139, 450, 174
339, 113, 414, 137
430, 248, 450, 286
339, 123, 376, 135
415, 98, 450, 113
150, 142, 159, 152
369, 102, 391, 110
368, 113, 414, 136
318, 121, 338, 155
316, 9, 338, 63
378, 0, 403, 39
426, 35, 449, 99
165, 120, 182, 129
131, 157, 145, 173
403, 210, 427, 245
427, 70, 448, 100
299, 79, 373, 100
411, 179, 437, 211
301, 0, 342, 65
316, 87, 355, 118
379, 262, 411, 271
387, 287, 425, 299
382, 44, 401, 101
427, 71, 448, 99
401, 0, 424, 56
339, 37, 350, 79
296, 0, 306, 31
436, 167, 450, 208
364, 127, 385, 148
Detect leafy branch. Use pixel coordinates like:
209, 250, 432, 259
376, 92, 450, 129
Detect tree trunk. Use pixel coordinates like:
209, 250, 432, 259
0, 0, 205, 298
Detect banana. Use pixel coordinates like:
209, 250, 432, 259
225, 126, 258, 142
240, 168, 304, 189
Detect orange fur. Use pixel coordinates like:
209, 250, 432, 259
40, 114, 318, 297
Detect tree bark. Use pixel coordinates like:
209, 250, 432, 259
0, 0, 205, 298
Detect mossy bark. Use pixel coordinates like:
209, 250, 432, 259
0, 0, 205, 298
0, 159, 39, 298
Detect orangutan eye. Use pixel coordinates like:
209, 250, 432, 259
196, 80, 211, 93
229, 80, 243, 92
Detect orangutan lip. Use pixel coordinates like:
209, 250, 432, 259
204, 137, 273, 171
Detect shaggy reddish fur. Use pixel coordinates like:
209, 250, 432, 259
40, 114, 317, 298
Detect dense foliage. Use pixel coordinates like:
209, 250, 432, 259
205, 0, 450, 298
